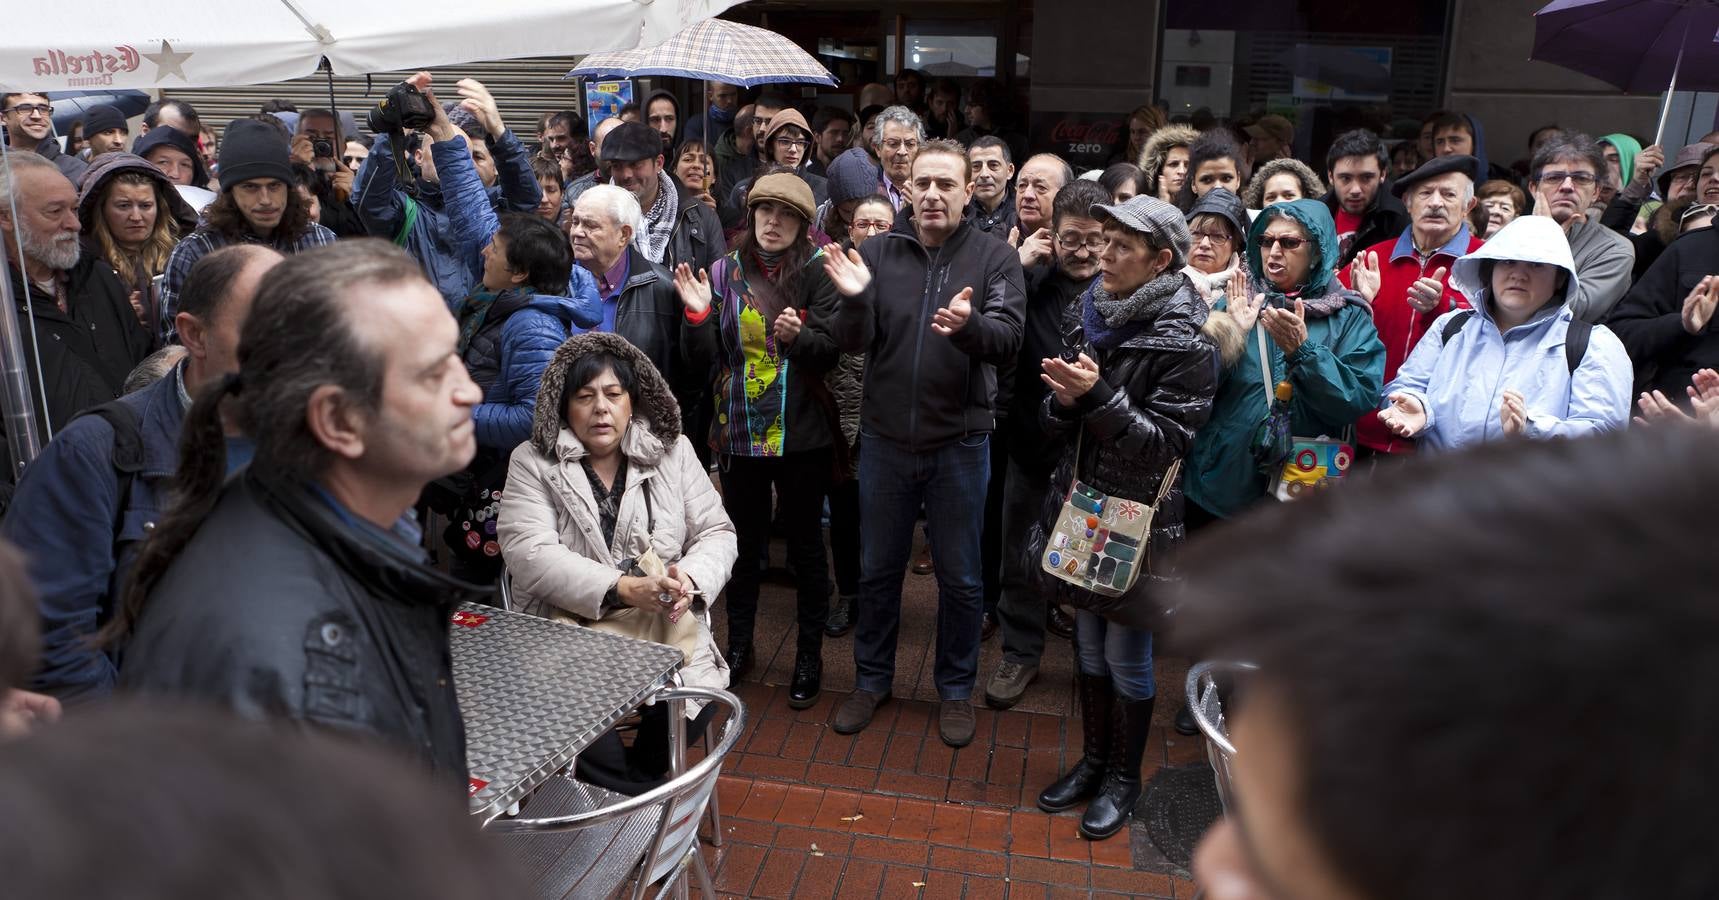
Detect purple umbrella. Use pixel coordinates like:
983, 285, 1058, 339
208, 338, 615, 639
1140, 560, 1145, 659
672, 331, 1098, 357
1532, 0, 1719, 139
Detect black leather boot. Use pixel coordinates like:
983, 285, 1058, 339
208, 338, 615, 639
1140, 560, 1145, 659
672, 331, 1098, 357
726, 643, 754, 681
1080, 694, 1155, 840
1038, 672, 1114, 813
788, 651, 822, 709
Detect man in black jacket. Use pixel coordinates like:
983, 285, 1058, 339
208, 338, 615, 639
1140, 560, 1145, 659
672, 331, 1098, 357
2, 92, 87, 184
983, 180, 1109, 710
0, 151, 149, 449
1323, 129, 1409, 270
117, 242, 489, 788
1604, 224, 1719, 399
825, 139, 1027, 748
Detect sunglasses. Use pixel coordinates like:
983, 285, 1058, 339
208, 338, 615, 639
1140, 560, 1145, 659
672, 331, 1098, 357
1257, 235, 1308, 252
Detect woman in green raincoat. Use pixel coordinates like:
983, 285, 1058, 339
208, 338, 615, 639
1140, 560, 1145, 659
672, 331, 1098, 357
1182, 198, 1386, 524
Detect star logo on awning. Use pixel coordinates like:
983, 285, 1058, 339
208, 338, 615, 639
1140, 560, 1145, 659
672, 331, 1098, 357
141, 40, 192, 83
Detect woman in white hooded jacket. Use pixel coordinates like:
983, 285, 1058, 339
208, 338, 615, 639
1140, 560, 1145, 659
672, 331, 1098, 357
498, 330, 737, 792
1379, 215, 1633, 452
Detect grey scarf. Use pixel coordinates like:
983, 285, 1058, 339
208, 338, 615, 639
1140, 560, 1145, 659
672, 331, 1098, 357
1091, 270, 1186, 329
640, 170, 679, 264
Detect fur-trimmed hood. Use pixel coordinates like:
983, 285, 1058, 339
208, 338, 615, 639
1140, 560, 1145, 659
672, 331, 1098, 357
77, 152, 200, 235
529, 331, 682, 460
1139, 125, 1199, 194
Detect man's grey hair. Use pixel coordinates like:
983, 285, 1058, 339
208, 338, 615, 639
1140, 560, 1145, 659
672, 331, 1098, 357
577, 184, 646, 251
123, 345, 189, 395
1529, 133, 1608, 188
874, 106, 925, 146
0, 151, 64, 218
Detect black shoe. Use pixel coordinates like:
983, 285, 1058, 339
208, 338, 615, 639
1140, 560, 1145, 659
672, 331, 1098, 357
1174, 701, 1199, 736
824, 594, 855, 637
980, 611, 998, 641
1039, 673, 1114, 812
1079, 695, 1155, 840
788, 652, 822, 709
727, 644, 754, 681
1046, 605, 1075, 640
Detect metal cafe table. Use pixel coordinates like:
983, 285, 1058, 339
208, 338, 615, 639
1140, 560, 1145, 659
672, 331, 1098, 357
447, 602, 682, 822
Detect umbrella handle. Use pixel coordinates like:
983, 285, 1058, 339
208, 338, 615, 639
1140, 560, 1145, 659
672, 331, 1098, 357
1654, 16, 1692, 146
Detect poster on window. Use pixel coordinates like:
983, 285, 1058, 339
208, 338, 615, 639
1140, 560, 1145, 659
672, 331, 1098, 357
585, 79, 635, 128
1288, 46, 1392, 103
1029, 111, 1123, 172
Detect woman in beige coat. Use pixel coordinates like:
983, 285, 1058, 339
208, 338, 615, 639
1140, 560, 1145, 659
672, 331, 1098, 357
498, 330, 736, 793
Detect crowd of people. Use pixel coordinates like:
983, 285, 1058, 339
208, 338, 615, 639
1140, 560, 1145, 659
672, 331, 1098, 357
0, 64, 1717, 859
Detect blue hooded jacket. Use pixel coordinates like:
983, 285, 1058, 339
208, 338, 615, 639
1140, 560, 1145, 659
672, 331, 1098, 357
467, 290, 593, 451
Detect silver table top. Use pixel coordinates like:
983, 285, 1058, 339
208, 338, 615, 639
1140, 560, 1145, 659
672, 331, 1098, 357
449, 603, 681, 822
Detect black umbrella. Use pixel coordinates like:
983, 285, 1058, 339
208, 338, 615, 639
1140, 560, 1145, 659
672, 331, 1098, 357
48, 90, 151, 132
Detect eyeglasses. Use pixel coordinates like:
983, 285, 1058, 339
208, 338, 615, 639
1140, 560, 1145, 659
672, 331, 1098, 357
772, 137, 810, 150
852, 219, 892, 232
1258, 235, 1308, 251
880, 138, 920, 153
1056, 234, 1105, 252
1537, 170, 1598, 187
4, 103, 51, 117
1189, 229, 1231, 245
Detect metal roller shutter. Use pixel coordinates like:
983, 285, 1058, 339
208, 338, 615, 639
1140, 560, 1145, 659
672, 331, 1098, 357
164, 56, 589, 140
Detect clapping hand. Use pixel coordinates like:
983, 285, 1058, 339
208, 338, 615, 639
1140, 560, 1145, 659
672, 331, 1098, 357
1260, 299, 1309, 355
1229, 291, 1264, 332
822, 245, 872, 297
773, 306, 803, 345
931, 287, 973, 336
1680, 275, 1719, 336
1635, 368, 1719, 428
672, 263, 712, 316
1407, 266, 1448, 314
1377, 392, 1427, 438
1041, 353, 1101, 407
1500, 389, 1527, 436
1350, 251, 1382, 303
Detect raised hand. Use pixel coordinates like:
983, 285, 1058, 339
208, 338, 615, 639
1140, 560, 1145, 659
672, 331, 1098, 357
822, 245, 872, 297
773, 306, 803, 345
330, 158, 355, 201
931, 287, 973, 336
1261, 299, 1308, 355
1407, 266, 1447, 313
1689, 368, 1719, 423
672, 262, 712, 315
455, 78, 505, 139
1631, 144, 1664, 187
1500, 389, 1527, 436
1229, 291, 1264, 332
1040, 352, 1101, 407
407, 72, 457, 142
1680, 275, 1719, 336
1006, 226, 1021, 248
1350, 251, 1382, 303
1018, 227, 1054, 268
290, 133, 315, 166
1377, 392, 1427, 438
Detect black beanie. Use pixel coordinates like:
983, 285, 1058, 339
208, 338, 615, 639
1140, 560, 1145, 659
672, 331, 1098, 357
218, 119, 294, 191
83, 105, 128, 137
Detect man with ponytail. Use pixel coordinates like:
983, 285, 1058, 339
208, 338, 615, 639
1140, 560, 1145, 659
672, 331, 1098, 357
3, 245, 282, 703
115, 240, 487, 788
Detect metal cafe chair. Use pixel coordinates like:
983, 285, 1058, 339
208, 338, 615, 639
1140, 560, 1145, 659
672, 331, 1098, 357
1184, 660, 1257, 818
497, 568, 729, 848
486, 685, 746, 900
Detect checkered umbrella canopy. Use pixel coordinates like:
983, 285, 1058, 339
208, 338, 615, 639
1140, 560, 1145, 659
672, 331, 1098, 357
568, 18, 837, 87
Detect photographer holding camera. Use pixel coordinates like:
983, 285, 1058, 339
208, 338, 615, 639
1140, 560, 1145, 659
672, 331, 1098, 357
289, 107, 365, 237
352, 72, 567, 309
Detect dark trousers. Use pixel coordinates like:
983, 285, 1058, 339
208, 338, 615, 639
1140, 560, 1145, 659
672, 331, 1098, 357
996, 457, 1053, 665
981, 424, 1010, 616
827, 472, 862, 598
854, 432, 990, 700
720, 449, 833, 656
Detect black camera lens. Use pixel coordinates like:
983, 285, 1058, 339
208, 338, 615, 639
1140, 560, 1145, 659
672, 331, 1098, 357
312, 139, 334, 158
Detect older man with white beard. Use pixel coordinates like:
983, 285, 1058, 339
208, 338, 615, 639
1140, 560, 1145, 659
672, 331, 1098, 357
0, 152, 149, 445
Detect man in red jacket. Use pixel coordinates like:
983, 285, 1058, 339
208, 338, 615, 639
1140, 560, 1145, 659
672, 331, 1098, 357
1339, 155, 1484, 457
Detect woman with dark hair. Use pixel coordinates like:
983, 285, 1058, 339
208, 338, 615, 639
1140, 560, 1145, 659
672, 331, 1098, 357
498, 331, 736, 792
672, 140, 717, 211
676, 172, 841, 705
1025, 196, 1221, 840
77, 153, 200, 346
722, 110, 830, 229
529, 155, 562, 221
1172, 133, 1247, 212
1099, 163, 1150, 204
1244, 158, 1326, 210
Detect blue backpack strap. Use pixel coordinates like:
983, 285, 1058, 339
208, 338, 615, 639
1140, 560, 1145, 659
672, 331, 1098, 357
1439, 309, 1477, 345
71, 400, 144, 548
1564, 318, 1592, 375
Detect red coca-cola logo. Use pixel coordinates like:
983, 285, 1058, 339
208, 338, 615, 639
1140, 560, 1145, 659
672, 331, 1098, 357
1050, 119, 1122, 146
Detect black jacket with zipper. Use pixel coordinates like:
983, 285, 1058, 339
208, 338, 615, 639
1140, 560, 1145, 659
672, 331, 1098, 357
830, 221, 1026, 452
1321, 187, 1409, 271
607, 245, 714, 402
5, 255, 150, 438
1007, 263, 1091, 479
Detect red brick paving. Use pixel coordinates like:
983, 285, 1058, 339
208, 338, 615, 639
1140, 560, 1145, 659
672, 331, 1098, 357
688, 546, 1204, 899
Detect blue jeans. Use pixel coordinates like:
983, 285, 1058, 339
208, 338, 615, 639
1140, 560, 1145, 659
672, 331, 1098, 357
853, 431, 990, 700
1074, 609, 1156, 700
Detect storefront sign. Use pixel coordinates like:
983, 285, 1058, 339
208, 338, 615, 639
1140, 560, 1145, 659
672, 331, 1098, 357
1031, 112, 1123, 171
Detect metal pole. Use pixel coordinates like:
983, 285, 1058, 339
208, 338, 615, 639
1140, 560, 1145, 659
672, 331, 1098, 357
0, 143, 44, 476
1654, 17, 1693, 146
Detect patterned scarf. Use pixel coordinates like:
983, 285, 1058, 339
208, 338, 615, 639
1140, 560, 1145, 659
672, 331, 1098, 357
1083, 270, 1187, 350
640, 170, 679, 264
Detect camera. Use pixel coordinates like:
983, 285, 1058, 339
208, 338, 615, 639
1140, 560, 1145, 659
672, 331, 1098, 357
312, 138, 334, 159
366, 81, 436, 134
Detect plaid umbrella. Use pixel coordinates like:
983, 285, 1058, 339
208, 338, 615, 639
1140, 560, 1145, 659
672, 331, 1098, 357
567, 18, 836, 87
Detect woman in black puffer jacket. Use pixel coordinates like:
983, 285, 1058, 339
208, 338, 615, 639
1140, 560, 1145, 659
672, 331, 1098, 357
1025, 195, 1225, 841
